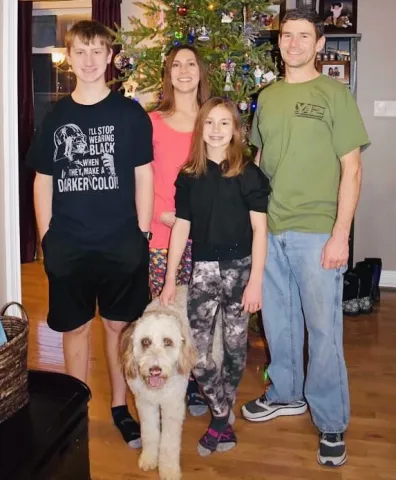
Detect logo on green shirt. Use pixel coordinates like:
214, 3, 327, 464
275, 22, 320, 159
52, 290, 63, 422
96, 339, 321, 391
294, 102, 326, 120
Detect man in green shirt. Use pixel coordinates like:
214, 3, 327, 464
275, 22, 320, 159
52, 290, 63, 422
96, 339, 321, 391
241, 9, 369, 467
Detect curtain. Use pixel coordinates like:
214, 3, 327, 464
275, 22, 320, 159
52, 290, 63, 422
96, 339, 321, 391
18, 0, 36, 263
92, 0, 122, 91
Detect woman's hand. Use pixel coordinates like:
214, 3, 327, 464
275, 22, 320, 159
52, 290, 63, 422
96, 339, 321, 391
160, 280, 176, 306
159, 211, 176, 228
242, 280, 262, 314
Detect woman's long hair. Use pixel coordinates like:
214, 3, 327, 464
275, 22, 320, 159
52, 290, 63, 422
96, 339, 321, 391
158, 45, 210, 114
181, 97, 245, 178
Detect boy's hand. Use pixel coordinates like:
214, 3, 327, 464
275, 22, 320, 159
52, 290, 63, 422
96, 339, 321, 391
242, 280, 262, 313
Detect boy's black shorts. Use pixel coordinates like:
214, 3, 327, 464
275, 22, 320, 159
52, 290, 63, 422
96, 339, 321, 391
42, 228, 150, 333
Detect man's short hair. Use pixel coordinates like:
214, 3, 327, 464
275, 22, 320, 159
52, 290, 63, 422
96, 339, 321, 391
65, 20, 113, 53
280, 9, 325, 41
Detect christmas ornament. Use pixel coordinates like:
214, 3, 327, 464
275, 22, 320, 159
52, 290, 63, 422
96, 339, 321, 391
187, 28, 195, 44
262, 71, 277, 83
220, 44, 228, 51
221, 12, 234, 23
242, 4, 259, 46
243, 22, 259, 46
158, 6, 166, 28
197, 26, 210, 41
173, 40, 181, 46
239, 100, 248, 112
220, 60, 236, 75
228, 61, 236, 75
208, 3, 215, 11
123, 76, 139, 99
242, 64, 250, 73
177, 4, 188, 16
223, 72, 234, 92
113, 51, 130, 71
254, 65, 263, 86
174, 31, 184, 40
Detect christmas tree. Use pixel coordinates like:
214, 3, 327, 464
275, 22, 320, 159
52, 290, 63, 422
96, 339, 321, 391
111, 0, 280, 115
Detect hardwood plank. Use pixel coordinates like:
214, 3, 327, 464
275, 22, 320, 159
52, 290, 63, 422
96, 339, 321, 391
21, 261, 396, 480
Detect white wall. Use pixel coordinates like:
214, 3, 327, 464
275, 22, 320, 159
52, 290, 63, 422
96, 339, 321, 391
354, 0, 396, 279
0, 0, 21, 308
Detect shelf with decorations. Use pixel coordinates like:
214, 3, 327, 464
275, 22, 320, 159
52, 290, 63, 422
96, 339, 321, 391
317, 33, 361, 100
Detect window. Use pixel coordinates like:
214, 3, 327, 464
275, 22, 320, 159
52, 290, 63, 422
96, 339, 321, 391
32, 1, 91, 127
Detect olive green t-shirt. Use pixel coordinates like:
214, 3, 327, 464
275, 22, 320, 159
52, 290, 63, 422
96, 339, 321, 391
250, 75, 370, 234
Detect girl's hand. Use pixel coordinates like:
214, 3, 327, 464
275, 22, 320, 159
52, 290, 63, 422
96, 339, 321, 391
160, 281, 176, 306
159, 211, 176, 228
242, 280, 262, 313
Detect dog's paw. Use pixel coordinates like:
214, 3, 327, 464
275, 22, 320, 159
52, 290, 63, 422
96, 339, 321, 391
159, 464, 181, 480
138, 450, 158, 471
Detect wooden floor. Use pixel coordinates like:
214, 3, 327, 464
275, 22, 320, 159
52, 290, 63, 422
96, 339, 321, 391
22, 261, 396, 480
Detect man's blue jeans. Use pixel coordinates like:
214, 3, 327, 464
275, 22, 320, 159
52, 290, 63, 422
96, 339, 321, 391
263, 232, 350, 433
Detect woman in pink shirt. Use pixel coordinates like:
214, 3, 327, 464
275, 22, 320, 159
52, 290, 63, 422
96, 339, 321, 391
148, 45, 210, 415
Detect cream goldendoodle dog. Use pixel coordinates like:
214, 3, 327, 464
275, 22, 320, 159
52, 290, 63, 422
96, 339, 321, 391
120, 286, 197, 480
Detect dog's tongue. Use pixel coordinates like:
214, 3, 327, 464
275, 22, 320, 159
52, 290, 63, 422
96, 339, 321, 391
148, 376, 164, 388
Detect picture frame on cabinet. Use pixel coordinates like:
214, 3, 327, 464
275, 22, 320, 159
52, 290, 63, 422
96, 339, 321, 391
317, 60, 350, 84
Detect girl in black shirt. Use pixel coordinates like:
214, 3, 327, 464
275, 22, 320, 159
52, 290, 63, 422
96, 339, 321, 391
161, 97, 270, 456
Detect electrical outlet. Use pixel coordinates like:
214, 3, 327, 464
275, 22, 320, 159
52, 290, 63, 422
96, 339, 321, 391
374, 101, 396, 117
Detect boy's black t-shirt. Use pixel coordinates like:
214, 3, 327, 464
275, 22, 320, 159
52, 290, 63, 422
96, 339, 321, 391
27, 91, 153, 249
175, 160, 271, 261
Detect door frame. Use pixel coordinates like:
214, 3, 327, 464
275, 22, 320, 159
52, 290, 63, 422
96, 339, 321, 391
1, 0, 21, 306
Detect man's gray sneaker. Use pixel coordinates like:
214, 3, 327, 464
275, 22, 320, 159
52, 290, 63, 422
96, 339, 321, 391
317, 432, 347, 467
241, 394, 308, 422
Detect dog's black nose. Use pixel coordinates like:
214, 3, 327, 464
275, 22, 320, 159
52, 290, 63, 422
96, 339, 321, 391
149, 366, 162, 376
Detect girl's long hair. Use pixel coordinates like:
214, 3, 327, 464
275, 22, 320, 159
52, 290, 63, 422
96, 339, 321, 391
181, 97, 245, 178
158, 45, 210, 114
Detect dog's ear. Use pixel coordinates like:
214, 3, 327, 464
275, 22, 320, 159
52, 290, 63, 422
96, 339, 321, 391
119, 322, 138, 379
177, 317, 197, 375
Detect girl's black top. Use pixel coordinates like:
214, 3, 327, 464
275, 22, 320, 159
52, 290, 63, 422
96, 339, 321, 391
175, 159, 271, 261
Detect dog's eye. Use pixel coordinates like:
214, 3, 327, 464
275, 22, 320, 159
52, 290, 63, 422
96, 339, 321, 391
141, 337, 152, 348
163, 338, 173, 347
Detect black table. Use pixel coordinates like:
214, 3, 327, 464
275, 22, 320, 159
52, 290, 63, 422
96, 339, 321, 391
0, 370, 91, 480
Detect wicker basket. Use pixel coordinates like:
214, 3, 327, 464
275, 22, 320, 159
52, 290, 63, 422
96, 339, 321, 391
0, 302, 29, 424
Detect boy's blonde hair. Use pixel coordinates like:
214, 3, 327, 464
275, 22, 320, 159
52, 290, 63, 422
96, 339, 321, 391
65, 20, 113, 53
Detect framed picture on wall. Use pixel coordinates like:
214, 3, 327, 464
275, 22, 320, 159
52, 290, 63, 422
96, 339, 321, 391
319, 1, 358, 34
253, 0, 286, 33
317, 60, 350, 84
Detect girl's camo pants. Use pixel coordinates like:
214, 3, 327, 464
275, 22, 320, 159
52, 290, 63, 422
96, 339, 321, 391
188, 255, 251, 417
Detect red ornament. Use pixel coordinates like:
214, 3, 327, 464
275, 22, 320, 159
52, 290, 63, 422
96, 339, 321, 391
177, 4, 188, 16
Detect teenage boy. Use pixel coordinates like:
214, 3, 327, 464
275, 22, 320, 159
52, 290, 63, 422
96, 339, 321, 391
27, 20, 154, 448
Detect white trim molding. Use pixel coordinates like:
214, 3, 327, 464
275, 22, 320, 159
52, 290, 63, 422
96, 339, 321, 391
1, 0, 21, 309
380, 271, 396, 289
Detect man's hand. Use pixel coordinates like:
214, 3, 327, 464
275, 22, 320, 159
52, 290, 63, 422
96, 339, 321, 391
321, 234, 349, 270
159, 211, 176, 228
